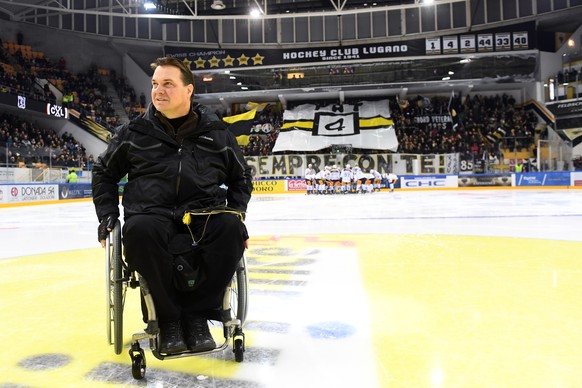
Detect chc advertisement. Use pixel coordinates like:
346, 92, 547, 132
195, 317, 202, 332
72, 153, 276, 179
400, 175, 458, 189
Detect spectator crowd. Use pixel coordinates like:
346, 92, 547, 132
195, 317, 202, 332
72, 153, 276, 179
0, 112, 92, 169
0, 33, 543, 171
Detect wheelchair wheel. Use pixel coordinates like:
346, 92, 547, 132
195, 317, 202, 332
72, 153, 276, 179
228, 256, 247, 362
234, 255, 248, 324
131, 353, 146, 380
106, 220, 125, 355
234, 338, 244, 362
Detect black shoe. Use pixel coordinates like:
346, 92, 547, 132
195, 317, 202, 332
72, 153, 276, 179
183, 317, 216, 352
158, 320, 188, 354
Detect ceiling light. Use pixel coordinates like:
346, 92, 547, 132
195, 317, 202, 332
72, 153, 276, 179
211, 0, 225, 11
250, 9, 261, 17
144, 1, 156, 10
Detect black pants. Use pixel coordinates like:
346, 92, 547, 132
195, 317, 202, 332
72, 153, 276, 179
122, 212, 246, 323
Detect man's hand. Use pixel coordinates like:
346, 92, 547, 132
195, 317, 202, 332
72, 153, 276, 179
98, 214, 118, 248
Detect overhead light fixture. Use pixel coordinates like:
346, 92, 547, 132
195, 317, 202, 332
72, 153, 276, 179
250, 9, 261, 17
211, 0, 226, 10
144, 1, 156, 10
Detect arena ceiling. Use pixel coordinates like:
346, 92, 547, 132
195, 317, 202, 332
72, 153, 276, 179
0, 0, 429, 21
0, 0, 579, 32
1, 0, 581, 107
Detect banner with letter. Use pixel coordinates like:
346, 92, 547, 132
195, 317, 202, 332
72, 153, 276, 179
273, 100, 397, 152
244, 152, 459, 178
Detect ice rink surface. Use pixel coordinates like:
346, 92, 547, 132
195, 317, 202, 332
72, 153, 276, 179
1, 188, 582, 387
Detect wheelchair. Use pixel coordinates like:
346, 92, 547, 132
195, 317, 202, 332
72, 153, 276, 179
105, 219, 248, 380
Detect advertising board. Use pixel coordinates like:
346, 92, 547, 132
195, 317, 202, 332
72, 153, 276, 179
0, 184, 59, 203
400, 175, 458, 189
514, 172, 570, 187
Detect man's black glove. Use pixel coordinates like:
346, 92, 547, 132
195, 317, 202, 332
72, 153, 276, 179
98, 214, 118, 243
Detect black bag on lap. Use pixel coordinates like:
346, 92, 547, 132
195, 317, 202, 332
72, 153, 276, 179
168, 234, 205, 292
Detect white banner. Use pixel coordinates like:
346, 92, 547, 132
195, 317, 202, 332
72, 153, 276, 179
244, 152, 460, 178
273, 100, 398, 152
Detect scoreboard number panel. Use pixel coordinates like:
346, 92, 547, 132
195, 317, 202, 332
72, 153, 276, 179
417, 27, 529, 57
443, 36, 459, 54
495, 33, 511, 51
425, 37, 441, 55
460, 35, 476, 53
513, 31, 529, 49
477, 33, 494, 52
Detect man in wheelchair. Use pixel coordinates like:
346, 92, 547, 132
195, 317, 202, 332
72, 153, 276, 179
91, 57, 253, 354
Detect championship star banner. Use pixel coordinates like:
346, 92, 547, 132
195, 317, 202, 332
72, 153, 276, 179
272, 100, 397, 152
223, 109, 257, 146
164, 22, 535, 70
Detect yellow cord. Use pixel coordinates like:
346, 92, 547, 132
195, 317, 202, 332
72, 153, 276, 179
182, 209, 245, 245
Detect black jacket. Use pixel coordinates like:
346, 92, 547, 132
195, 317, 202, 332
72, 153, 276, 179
92, 102, 253, 222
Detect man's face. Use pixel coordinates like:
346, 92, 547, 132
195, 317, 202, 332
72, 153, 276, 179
151, 65, 193, 118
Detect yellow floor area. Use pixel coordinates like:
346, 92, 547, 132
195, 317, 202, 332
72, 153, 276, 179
357, 234, 582, 387
1, 234, 582, 387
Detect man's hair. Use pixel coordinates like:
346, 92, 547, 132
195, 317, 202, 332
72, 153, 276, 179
150, 57, 195, 87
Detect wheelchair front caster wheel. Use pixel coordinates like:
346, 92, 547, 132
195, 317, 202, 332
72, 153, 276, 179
234, 338, 244, 362
131, 353, 146, 379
